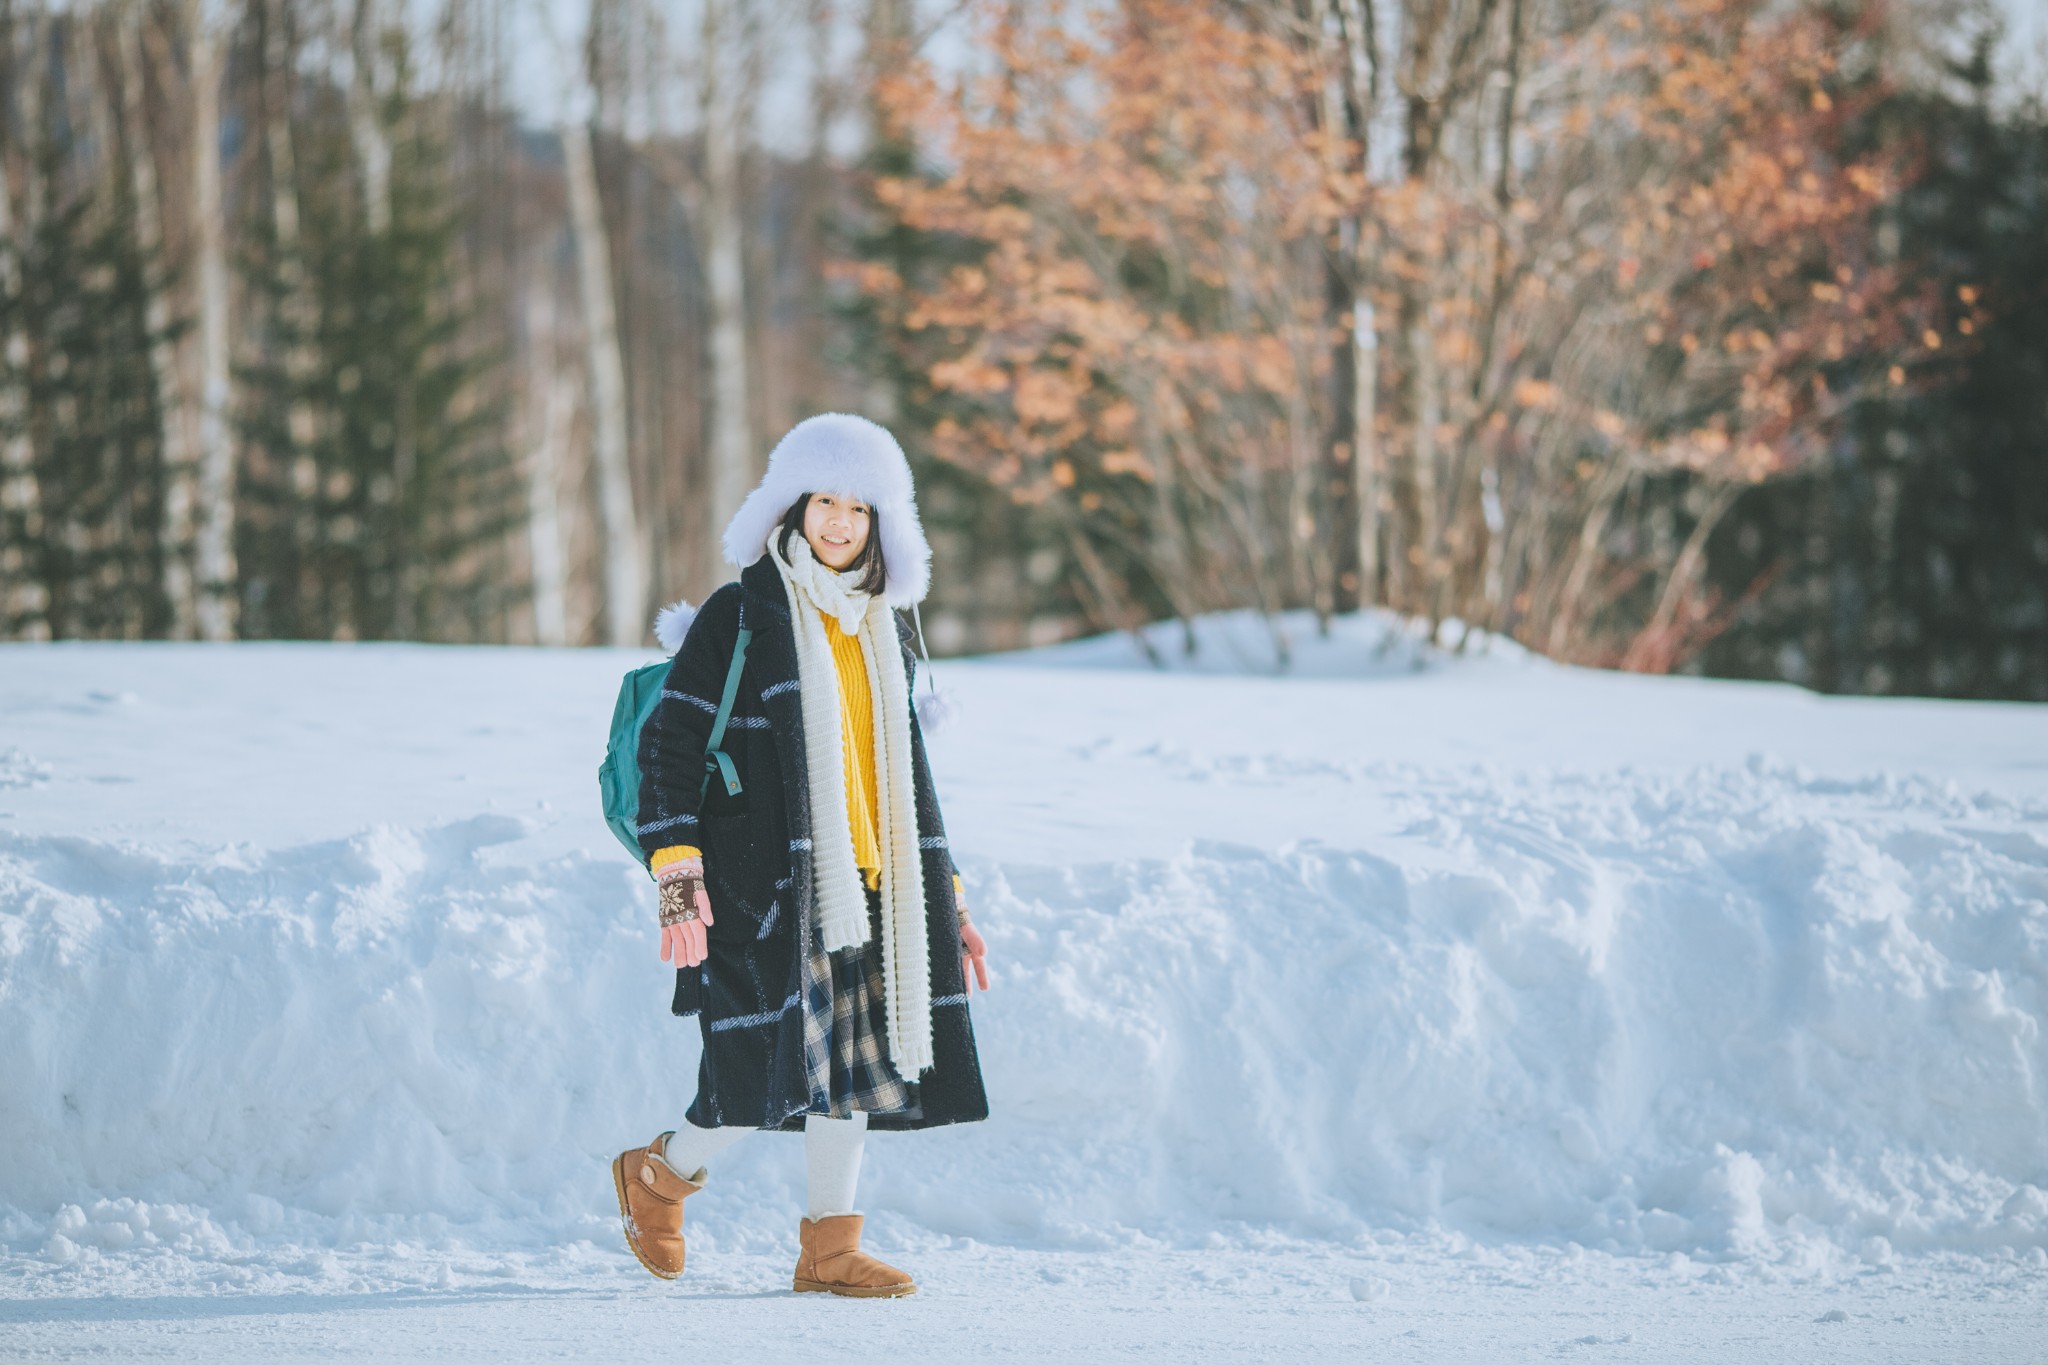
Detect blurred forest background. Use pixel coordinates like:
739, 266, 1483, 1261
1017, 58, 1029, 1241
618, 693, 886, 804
0, 0, 2042, 699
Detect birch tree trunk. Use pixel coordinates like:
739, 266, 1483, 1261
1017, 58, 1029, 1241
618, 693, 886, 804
347, 0, 391, 235
700, 0, 753, 590
119, 7, 197, 638
1331, 0, 1384, 610
560, 118, 644, 647
1308, 0, 1364, 619
1352, 298, 1381, 606
522, 280, 571, 647
796, 0, 834, 417
187, 0, 236, 640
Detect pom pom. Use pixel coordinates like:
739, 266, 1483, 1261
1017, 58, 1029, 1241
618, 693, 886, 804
653, 599, 697, 654
915, 681, 961, 736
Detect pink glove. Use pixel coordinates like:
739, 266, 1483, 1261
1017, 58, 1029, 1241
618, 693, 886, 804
656, 857, 715, 967
957, 888, 990, 992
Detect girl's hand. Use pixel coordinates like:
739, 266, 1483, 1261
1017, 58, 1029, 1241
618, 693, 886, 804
657, 865, 714, 968
959, 917, 990, 992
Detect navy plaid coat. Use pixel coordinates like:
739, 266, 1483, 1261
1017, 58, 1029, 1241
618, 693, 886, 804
634, 553, 989, 1132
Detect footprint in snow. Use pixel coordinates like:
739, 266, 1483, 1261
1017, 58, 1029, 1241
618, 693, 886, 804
0, 748, 53, 789
1348, 1276, 1389, 1302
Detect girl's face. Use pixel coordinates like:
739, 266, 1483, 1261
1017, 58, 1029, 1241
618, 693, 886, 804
802, 491, 872, 572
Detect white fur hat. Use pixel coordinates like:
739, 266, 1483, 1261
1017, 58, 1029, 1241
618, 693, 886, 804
719, 413, 931, 609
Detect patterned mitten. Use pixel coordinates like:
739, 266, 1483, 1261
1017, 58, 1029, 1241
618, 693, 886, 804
657, 857, 713, 965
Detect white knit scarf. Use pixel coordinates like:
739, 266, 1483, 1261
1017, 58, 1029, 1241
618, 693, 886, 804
766, 528, 933, 1077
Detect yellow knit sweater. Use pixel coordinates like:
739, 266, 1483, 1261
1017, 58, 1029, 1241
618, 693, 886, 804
650, 600, 962, 904
823, 605, 885, 891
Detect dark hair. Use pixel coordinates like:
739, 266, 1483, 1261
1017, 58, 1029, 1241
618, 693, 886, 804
776, 492, 888, 596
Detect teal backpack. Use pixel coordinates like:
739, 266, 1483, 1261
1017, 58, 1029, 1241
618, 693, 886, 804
599, 626, 754, 873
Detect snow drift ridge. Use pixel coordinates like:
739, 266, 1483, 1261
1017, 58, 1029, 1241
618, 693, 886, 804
3, 750, 2044, 1266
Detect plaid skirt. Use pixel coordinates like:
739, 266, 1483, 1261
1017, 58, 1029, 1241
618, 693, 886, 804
800, 882, 921, 1119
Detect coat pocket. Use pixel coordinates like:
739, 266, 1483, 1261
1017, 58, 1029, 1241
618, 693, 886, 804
701, 815, 767, 941
671, 964, 704, 1016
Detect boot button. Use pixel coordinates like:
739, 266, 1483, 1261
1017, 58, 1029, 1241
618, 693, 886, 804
641, 1164, 657, 1186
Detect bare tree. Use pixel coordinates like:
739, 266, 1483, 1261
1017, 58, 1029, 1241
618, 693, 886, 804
187, 0, 235, 640
1318, 0, 1383, 614
699, 0, 755, 588
347, 0, 393, 235
559, 1, 644, 647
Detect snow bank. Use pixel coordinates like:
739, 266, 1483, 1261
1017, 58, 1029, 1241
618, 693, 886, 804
1, 638, 2044, 1273
1002, 601, 1524, 676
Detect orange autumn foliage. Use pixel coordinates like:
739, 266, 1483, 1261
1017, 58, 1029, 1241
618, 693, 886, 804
858, 0, 1942, 661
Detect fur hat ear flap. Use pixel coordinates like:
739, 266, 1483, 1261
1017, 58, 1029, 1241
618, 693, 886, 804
654, 599, 696, 654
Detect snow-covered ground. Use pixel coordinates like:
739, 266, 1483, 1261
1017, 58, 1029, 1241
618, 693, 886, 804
3, 608, 2045, 1361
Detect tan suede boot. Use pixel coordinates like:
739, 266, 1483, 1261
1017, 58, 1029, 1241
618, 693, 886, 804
611, 1131, 705, 1280
792, 1213, 917, 1298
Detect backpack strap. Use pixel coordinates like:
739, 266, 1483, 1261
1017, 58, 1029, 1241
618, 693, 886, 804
700, 627, 753, 801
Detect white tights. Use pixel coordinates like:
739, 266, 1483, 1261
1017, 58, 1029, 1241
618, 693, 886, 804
660, 1112, 869, 1221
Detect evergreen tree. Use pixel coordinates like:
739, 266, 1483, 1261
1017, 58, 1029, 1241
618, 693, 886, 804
835, 57, 1088, 654
235, 15, 512, 641
1703, 38, 2048, 699
0, 29, 177, 641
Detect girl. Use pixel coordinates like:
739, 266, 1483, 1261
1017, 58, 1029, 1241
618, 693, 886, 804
612, 413, 991, 1298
